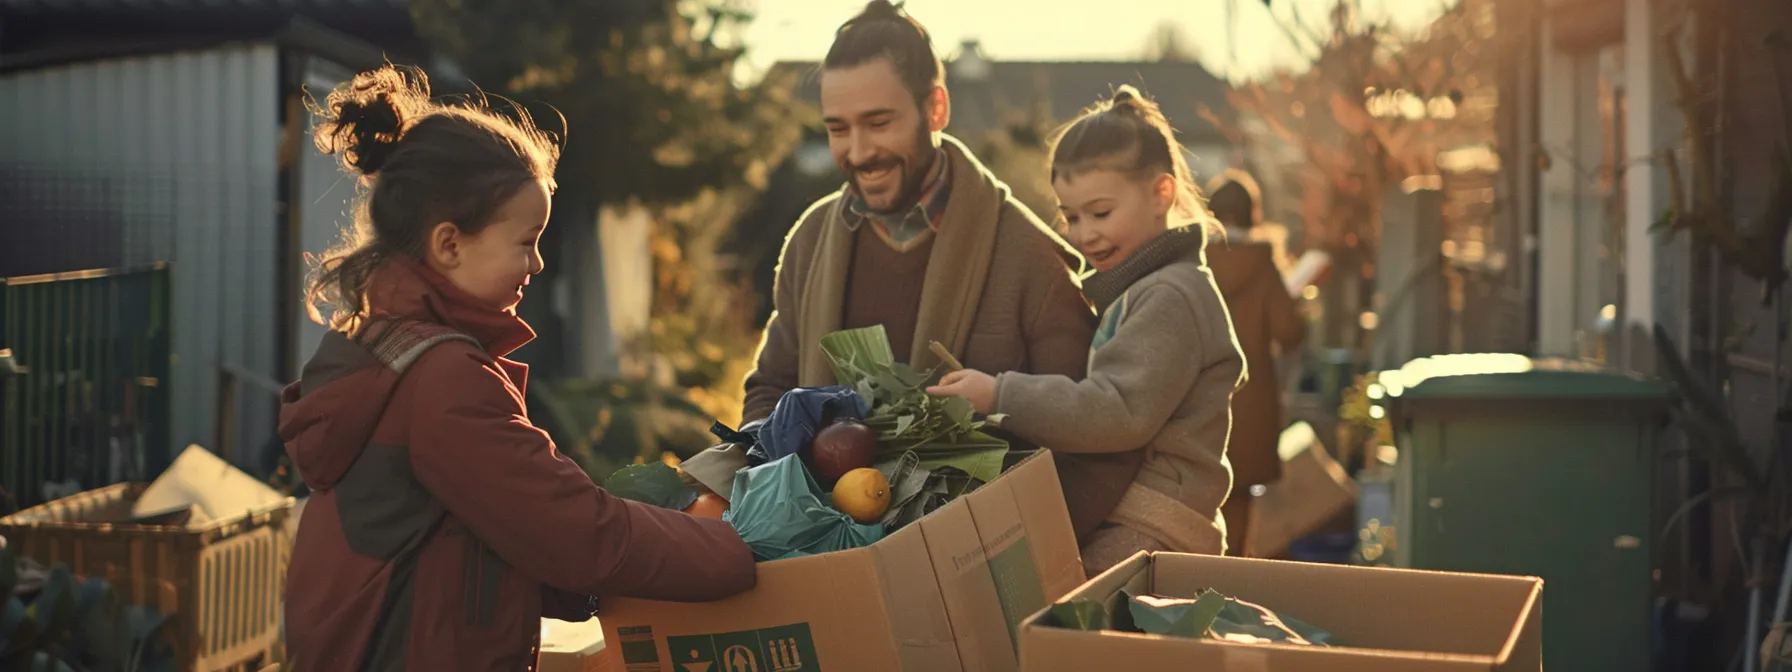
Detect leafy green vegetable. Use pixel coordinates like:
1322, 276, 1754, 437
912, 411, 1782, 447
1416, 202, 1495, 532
1122, 589, 1334, 646
0, 547, 16, 600
1210, 597, 1335, 645
1049, 600, 1111, 631
822, 325, 1011, 456
820, 327, 898, 384
905, 437, 1007, 483
32, 565, 76, 651
1126, 589, 1228, 639
603, 463, 700, 511
820, 325, 1014, 532
1, 551, 178, 672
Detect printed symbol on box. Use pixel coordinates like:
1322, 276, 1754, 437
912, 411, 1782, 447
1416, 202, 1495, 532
667, 634, 718, 672
756, 623, 819, 671
722, 645, 757, 672
764, 636, 804, 672
987, 536, 1044, 648
617, 625, 662, 671
680, 648, 714, 672
666, 624, 818, 672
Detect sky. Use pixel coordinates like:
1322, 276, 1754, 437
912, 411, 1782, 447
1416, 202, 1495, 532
734, 0, 1454, 85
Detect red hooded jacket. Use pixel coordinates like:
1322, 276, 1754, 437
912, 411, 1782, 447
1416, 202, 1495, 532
278, 259, 755, 671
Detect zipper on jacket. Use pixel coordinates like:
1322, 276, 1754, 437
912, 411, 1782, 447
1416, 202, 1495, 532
463, 535, 503, 627
463, 534, 480, 626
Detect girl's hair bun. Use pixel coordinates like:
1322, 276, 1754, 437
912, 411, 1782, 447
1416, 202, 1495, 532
1108, 84, 1161, 118
312, 64, 429, 176
859, 0, 905, 21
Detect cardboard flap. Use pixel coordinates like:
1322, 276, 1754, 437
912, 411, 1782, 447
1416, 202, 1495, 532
872, 522, 962, 671
994, 452, 1083, 603
920, 496, 1014, 672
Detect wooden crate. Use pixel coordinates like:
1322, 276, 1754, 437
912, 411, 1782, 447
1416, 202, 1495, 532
0, 482, 294, 672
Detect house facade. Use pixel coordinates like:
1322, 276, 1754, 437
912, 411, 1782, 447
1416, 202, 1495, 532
1506, 0, 1792, 664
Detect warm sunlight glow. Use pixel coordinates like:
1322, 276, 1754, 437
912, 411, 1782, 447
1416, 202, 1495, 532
1379, 353, 1536, 392
738, 0, 1452, 85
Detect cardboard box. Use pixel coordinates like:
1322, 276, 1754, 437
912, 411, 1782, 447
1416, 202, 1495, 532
1019, 551, 1542, 671
1252, 422, 1358, 558
132, 444, 291, 526
540, 618, 608, 672
598, 451, 1083, 672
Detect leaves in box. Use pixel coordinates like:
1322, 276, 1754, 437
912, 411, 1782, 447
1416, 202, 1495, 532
1049, 600, 1111, 631
603, 463, 699, 511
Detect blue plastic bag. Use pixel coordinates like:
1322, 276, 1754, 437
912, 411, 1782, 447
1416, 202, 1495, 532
723, 455, 883, 561
749, 386, 871, 464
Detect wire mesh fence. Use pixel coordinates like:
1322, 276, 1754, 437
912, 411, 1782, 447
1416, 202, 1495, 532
0, 263, 172, 514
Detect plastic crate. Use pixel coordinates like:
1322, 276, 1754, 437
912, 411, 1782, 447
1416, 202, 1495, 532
0, 482, 293, 671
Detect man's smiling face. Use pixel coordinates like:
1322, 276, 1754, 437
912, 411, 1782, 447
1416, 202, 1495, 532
820, 57, 938, 214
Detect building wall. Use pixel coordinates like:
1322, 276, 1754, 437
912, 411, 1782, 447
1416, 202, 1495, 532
0, 44, 284, 466
295, 55, 356, 375
1710, 0, 1792, 612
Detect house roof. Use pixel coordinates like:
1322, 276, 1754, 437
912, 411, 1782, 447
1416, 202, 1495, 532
0, 0, 404, 12
0, 0, 420, 71
775, 45, 1234, 145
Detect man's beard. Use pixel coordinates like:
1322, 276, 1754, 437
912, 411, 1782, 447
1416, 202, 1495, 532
846, 126, 936, 215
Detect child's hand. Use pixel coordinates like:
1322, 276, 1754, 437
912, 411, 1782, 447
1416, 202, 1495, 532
927, 369, 997, 414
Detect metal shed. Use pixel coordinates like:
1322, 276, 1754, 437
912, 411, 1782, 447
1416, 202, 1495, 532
1, 44, 285, 470
0, 2, 416, 480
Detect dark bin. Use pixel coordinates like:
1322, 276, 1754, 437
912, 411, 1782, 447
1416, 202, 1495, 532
1382, 355, 1670, 672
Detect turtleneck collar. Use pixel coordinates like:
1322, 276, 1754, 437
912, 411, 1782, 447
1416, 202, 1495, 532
1080, 225, 1208, 312
363, 256, 536, 357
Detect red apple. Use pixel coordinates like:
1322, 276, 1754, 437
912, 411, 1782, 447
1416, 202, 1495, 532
808, 419, 880, 484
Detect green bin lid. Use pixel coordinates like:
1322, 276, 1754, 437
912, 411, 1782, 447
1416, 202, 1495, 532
1379, 354, 1672, 401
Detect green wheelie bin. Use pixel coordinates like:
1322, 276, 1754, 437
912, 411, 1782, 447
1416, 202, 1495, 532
1380, 354, 1671, 672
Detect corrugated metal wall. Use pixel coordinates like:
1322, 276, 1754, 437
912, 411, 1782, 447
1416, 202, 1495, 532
295, 56, 355, 378
0, 45, 283, 467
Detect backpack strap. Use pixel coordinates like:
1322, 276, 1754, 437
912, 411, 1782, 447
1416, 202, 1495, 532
340, 318, 485, 671
357, 318, 485, 374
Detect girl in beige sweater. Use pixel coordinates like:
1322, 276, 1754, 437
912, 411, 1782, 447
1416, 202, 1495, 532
927, 85, 1245, 576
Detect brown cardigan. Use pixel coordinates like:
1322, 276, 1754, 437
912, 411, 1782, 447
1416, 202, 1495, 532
1207, 241, 1306, 486
743, 135, 1140, 541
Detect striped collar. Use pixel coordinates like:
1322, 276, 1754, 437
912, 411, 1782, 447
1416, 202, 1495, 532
842, 147, 951, 246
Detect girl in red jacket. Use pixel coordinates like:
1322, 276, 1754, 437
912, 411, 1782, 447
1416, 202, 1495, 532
278, 64, 755, 672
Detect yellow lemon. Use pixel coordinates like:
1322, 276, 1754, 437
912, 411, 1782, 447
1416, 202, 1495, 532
832, 468, 891, 524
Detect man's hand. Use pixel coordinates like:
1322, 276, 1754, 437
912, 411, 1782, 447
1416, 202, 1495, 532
927, 369, 998, 414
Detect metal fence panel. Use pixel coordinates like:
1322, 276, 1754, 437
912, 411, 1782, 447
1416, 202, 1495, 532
1, 264, 171, 513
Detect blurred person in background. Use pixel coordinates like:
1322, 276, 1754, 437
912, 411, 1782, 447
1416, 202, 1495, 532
1204, 169, 1306, 557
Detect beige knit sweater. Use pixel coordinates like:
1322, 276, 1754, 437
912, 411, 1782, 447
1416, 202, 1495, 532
995, 228, 1245, 557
